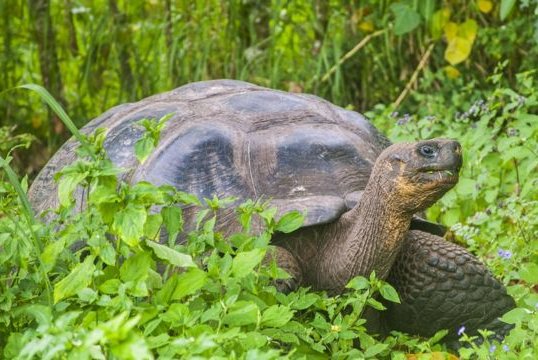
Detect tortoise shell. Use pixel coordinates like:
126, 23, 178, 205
29, 80, 391, 231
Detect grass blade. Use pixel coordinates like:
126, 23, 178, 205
18, 84, 95, 159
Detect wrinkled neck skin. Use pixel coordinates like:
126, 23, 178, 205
313, 175, 413, 294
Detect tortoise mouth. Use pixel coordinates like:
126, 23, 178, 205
417, 166, 460, 184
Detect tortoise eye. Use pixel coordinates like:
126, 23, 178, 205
419, 145, 437, 158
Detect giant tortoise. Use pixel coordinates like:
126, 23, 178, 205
29, 80, 514, 342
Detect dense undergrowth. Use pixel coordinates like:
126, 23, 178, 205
0, 68, 537, 359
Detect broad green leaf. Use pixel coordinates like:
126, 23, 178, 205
20, 305, 52, 326
54, 255, 96, 303
113, 203, 147, 247
379, 283, 401, 303
146, 239, 196, 268
57, 172, 87, 206
519, 263, 538, 284
120, 251, 153, 283
161, 206, 183, 242
346, 276, 370, 291
364, 343, 388, 358
41, 238, 66, 272
500, 307, 530, 324
222, 301, 259, 326
99, 279, 121, 295
275, 211, 304, 233
144, 213, 163, 239
135, 136, 155, 164
291, 292, 320, 310
161, 303, 189, 325
390, 3, 421, 36
89, 176, 119, 205
261, 305, 294, 328
500, 0, 516, 20
131, 181, 165, 204
171, 268, 208, 300
155, 275, 179, 305
231, 248, 266, 278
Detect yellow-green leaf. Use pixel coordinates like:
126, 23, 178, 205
444, 65, 461, 78
430, 8, 451, 39
477, 0, 493, 14
443, 20, 478, 65
54, 255, 95, 303
445, 37, 474, 65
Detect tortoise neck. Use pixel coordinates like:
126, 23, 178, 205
314, 176, 412, 293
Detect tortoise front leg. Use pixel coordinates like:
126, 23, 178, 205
383, 230, 515, 342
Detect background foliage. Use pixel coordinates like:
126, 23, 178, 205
1, 0, 538, 173
0, 0, 537, 359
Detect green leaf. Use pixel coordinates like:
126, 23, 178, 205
379, 283, 400, 303
222, 301, 259, 326
500, 307, 530, 324
500, 0, 516, 20
99, 279, 121, 295
144, 213, 163, 239
145, 239, 196, 268
113, 203, 147, 247
260, 305, 294, 328
161, 303, 189, 325
120, 251, 153, 283
346, 276, 370, 291
430, 8, 451, 40
57, 172, 87, 207
419, 0, 435, 21
41, 238, 66, 272
161, 206, 183, 242
231, 248, 266, 278
275, 211, 304, 233
131, 181, 165, 204
364, 343, 388, 358
390, 3, 421, 36
171, 268, 208, 300
135, 136, 156, 164
54, 255, 96, 303
366, 298, 386, 311
519, 263, 538, 284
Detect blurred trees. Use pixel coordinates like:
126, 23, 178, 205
1, 0, 537, 174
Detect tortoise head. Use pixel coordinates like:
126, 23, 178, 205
372, 139, 462, 213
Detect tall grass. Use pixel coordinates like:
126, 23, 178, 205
1, 0, 537, 174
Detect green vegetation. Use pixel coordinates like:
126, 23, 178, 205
1, 0, 537, 359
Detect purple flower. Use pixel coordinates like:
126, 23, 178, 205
503, 344, 509, 352
390, 111, 399, 118
498, 249, 512, 260
457, 325, 466, 336
489, 345, 496, 353
396, 113, 411, 126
